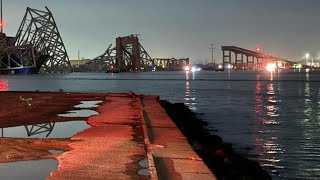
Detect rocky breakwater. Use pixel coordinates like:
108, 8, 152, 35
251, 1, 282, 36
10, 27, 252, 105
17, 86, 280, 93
160, 100, 271, 180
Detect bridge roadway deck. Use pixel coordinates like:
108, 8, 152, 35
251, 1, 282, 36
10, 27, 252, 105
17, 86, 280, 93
0, 92, 216, 180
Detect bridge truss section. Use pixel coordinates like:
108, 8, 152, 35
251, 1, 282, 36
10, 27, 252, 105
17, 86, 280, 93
15, 7, 71, 73
221, 46, 292, 70
115, 34, 154, 71
0, 39, 36, 71
79, 44, 117, 72
82, 34, 154, 72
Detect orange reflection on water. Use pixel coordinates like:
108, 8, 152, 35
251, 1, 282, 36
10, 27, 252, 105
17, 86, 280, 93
253, 73, 283, 174
0, 80, 8, 91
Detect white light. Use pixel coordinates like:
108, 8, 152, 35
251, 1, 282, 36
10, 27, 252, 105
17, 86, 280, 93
277, 63, 282, 67
191, 67, 196, 73
306, 68, 310, 72
306, 53, 310, 59
184, 66, 190, 71
296, 64, 302, 69
226, 64, 232, 69
266, 63, 276, 72
196, 67, 202, 72
218, 64, 223, 69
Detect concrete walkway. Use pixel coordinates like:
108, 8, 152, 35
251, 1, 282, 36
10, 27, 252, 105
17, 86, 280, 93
141, 95, 216, 180
44, 93, 216, 179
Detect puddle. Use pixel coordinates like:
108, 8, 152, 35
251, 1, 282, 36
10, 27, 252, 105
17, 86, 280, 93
0, 159, 57, 180
138, 159, 149, 168
137, 169, 150, 176
74, 101, 103, 108
1, 121, 90, 138
58, 110, 99, 117
49, 150, 64, 155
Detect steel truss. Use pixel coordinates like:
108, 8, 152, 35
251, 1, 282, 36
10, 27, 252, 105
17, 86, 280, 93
80, 44, 117, 72
115, 34, 154, 71
81, 34, 154, 72
0, 43, 36, 70
15, 7, 70, 73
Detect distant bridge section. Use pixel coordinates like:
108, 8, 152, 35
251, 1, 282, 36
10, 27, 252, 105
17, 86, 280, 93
79, 34, 190, 72
80, 34, 154, 72
221, 46, 294, 70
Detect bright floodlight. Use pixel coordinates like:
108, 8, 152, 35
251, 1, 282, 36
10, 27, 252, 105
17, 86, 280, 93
266, 63, 276, 72
306, 53, 310, 59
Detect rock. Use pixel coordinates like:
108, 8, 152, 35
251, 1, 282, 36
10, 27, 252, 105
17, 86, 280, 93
159, 100, 272, 180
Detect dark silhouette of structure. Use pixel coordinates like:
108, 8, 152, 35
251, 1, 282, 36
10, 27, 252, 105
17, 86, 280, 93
80, 34, 190, 72
0, 7, 70, 74
222, 46, 294, 70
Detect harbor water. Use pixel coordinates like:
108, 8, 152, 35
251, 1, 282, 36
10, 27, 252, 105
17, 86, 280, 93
1, 70, 319, 179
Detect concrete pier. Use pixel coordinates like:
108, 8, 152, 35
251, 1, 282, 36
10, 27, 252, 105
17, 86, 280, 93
0, 92, 216, 179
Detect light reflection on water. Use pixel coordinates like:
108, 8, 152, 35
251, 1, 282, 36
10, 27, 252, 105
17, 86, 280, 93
0, 159, 57, 180
253, 71, 320, 179
2, 70, 320, 179
254, 74, 284, 178
184, 80, 197, 111
1, 121, 90, 138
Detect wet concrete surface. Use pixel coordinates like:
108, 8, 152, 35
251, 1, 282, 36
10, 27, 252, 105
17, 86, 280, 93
0, 92, 216, 179
0, 159, 58, 180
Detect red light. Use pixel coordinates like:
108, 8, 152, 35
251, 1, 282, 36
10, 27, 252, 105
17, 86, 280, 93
0, 20, 4, 27
0, 80, 8, 91
256, 48, 260, 52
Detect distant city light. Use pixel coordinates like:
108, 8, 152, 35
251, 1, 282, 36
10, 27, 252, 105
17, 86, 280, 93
152, 67, 156, 72
191, 66, 196, 73
190, 66, 202, 73
306, 53, 310, 65
306, 68, 310, 72
184, 66, 190, 71
277, 62, 282, 68
226, 64, 233, 69
266, 63, 276, 72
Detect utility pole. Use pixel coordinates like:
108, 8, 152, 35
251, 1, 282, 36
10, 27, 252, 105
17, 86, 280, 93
78, 50, 80, 68
209, 44, 215, 69
1, 0, 3, 33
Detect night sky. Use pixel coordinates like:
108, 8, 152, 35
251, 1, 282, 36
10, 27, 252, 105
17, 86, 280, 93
3, 0, 320, 63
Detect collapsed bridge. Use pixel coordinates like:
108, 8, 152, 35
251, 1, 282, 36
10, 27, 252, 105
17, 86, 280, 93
79, 34, 190, 72
0, 7, 70, 74
222, 46, 294, 70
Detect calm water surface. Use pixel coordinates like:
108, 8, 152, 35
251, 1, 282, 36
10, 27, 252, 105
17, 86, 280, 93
1, 70, 320, 179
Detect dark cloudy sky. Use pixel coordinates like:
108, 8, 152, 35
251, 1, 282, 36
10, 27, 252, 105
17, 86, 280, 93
3, 0, 320, 63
